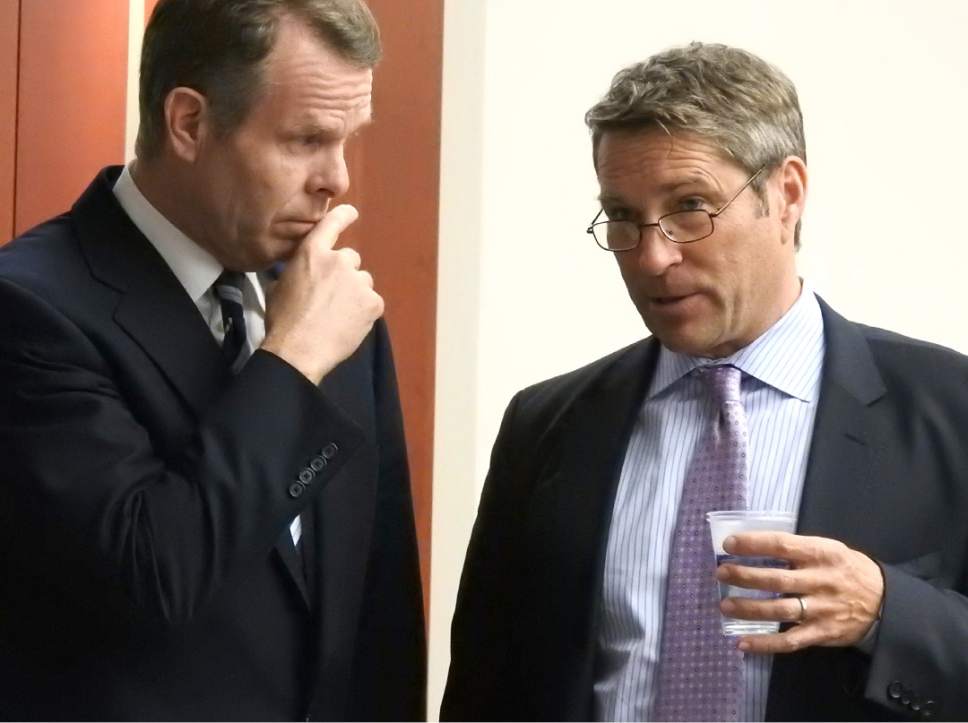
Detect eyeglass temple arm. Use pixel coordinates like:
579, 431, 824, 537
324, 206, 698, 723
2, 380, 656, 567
710, 166, 764, 219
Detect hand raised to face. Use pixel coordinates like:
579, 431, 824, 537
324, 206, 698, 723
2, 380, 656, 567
261, 204, 384, 384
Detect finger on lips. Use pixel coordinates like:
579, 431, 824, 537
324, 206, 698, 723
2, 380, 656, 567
311, 204, 359, 250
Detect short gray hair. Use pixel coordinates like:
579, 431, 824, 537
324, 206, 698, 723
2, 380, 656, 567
136, 0, 381, 160
585, 42, 806, 245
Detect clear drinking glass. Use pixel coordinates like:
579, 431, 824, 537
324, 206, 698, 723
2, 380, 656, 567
706, 510, 797, 635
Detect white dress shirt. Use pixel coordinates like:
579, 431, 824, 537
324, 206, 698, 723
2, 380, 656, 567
112, 164, 301, 547
594, 284, 825, 722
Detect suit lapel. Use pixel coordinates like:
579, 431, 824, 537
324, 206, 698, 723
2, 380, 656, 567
527, 339, 659, 717
75, 170, 313, 603
74, 168, 226, 418
767, 298, 886, 720
794, 299, 886, 541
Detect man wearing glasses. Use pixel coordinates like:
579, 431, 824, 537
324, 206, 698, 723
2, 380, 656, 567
443, 42, 968, 721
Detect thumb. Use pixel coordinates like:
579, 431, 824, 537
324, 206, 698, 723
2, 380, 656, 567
308, 204, 359, 251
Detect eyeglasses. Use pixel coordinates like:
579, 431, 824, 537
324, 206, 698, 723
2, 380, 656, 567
586, 167, 764, 251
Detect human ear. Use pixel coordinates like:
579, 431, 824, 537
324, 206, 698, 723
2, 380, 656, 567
776, 156, 807, 245
163, 87, 210, 163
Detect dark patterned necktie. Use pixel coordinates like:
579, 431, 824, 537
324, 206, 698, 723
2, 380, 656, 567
213, 271, 248, 374
652, 364, 748, 721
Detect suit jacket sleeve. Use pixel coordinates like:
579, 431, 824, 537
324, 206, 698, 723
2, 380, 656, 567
0, 275, 365, 627
441, 392, 527, 721
347, 320, 427, 721
862, 558, 968, 718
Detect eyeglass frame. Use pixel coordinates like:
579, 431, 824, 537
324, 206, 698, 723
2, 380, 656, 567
586, 166, 765, 251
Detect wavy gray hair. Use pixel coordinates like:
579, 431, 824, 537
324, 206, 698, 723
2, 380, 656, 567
585, 42, 805, 246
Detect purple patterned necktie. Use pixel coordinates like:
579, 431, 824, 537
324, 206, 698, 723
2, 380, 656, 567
652, 365, 748, 722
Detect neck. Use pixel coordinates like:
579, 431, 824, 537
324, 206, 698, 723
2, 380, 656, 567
130, 157, 211, 258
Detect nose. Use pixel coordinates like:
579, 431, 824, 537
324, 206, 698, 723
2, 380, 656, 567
635, 224, 683, 276
307, 144, 350, 199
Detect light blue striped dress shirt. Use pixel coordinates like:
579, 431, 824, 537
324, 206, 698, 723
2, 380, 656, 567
594, 285, 825, 722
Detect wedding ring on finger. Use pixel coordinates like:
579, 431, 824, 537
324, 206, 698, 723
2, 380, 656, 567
795, 595, 808, 623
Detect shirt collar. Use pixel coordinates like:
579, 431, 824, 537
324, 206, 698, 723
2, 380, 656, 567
648, 280, 825, 402
112, 163, 266, 311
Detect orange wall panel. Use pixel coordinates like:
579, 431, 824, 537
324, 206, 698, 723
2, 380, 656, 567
15, 0, 128, 235
0, 0, 18, 242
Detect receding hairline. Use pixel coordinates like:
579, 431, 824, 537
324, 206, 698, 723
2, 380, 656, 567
270, 7, 380, 69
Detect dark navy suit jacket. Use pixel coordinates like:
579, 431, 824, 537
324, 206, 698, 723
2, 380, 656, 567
443, 297, 968, 721
0, 167, 425, 721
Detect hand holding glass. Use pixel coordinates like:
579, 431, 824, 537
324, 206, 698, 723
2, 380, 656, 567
706, 510, 797, 635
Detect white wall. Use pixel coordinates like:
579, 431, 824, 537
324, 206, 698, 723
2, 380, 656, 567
124, 0, 145, 161
431, 0, 968, 718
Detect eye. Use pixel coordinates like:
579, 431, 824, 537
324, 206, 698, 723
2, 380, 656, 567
603, 206, 635, 222
301, 135, 323, 150
677, 196, 709, 212
285, 130, 329, 154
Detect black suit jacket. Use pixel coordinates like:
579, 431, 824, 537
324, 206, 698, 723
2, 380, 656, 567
0, 168, 426, 721
442, 299, 968, 721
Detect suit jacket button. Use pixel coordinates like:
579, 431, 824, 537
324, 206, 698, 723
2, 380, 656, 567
310, 456, 326, 472
887, 681, 904, 700
921, 700, 936, 719
321, 442, 339, 460
298, 468, 314, 485
911, 697, 922, 713
901, 692, 912, 706
288, 482, 305, 498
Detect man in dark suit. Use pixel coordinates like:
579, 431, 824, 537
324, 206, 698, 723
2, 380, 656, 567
443, 42, 968, 721
0, 1, 424, 720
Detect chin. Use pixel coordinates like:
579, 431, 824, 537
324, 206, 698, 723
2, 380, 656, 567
254, 237, 300, 266
645, 323, 716, 358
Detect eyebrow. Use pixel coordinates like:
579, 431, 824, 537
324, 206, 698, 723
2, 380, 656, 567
292, 113, 373, 138
596, 177, 714, 205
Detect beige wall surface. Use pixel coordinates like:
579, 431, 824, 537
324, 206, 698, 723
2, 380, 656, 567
430, 0, 968, 718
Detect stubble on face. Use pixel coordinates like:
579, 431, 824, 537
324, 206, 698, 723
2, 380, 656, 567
195, 15, 373, 270
596, 128, 800, 358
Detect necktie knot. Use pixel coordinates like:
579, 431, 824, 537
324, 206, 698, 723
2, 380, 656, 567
214, 271, 246, 306
700, 364, 742, 405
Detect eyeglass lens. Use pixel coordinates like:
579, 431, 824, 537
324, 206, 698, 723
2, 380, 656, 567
595, 210, 714, 249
